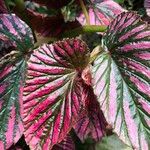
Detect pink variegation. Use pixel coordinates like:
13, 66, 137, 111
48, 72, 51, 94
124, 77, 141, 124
92, 12, 150, 150
0, 14, 34, 52
0, 12, 34, 149
77, 0, 125, 26
0, 60, 26, 150
23, 38, 90, 149
74, 87, 107, 142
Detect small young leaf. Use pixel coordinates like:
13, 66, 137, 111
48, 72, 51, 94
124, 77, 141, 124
23, 38, 90, 149
92, 12, 150, 150
52, 135, 75, 150
77, 0, 125, 26
0, 59, 26, 150
74, 86, 107, 142
0, 14, 34, 52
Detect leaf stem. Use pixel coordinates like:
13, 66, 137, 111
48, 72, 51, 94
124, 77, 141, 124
89, 45, 103, 64
61, 25, 107, 38
79, 0, 90, 25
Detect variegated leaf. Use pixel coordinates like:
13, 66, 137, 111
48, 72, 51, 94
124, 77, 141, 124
77, 0, 125, 26
0, 13, 34, 149
52, 135, 75, 150
23, 38, 90, 149
0, 59, 26, 150
92, 12, 150, 150
74, 86, 107, 142
0, 14, 34, 52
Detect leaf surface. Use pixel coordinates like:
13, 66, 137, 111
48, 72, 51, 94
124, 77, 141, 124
74, 86, 107, 142
23, 39, 90, 149
0, 59, 26, 150
92, 12, 150, 150
0, 14, 34, 149
0, 14, 34, 52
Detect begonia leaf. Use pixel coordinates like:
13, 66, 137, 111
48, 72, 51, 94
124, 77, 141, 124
92, 12, 150, 150
23, 38, 90, 149
0, 13, 34, 149
0, 59, 26, 150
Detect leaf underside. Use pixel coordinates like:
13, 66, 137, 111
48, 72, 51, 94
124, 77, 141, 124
92, 12, 150, 150
23, 38, 90, 149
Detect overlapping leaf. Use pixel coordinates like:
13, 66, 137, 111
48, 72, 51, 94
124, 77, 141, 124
52, 135, 75, 150
0, 59, 26, 150
77, 0, 125, 26
74, 87, 107, 142
92, 12, 150, 150
0, 14, 34, 52
23, 38, 90, 149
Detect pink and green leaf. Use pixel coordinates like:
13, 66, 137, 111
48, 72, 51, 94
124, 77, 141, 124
92, 12, 150, 150
0, 59, 26, 150
0, 14, 34, 52
23, 38, 90, 149
77, 0, 125, 26
74, 87, 107, 142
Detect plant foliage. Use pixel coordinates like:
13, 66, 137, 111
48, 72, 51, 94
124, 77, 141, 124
0, 0, 149, 150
